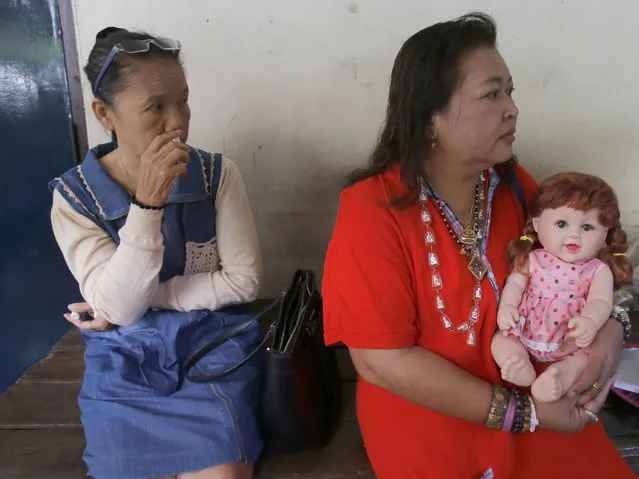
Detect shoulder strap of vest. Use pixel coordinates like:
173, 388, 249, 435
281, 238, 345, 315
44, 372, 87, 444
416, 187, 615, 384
208, 153, 223, 204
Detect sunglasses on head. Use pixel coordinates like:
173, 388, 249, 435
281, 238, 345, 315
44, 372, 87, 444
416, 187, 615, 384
92, 37, 182, 96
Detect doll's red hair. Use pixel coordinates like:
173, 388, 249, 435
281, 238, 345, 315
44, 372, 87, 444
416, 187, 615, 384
507, 172, 633, 287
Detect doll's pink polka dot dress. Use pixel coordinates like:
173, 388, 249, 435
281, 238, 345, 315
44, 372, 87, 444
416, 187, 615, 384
512, 249, 606, 361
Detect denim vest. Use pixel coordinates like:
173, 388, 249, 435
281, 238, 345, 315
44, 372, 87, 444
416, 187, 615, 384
49, 142, 222, 283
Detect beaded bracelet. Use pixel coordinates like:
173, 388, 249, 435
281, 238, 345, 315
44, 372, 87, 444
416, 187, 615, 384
611, 305, 632, 343
501, 390, 517, 432
132, 196, 164, 211
487, 386, 538, 434
485, 386, 511, 430
511, 389, 525, 434
520, 394, 532, 433
528, 395, 539, 432
502, 389, 538, 434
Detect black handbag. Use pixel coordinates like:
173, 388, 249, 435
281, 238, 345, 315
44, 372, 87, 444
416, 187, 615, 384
184, 270, 341, 453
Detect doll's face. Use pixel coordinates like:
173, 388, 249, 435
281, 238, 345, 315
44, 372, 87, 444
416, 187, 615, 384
532, 206, 608, 263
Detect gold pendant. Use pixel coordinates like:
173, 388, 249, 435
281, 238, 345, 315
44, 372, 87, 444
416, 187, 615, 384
467, 252, 488, 281
459, 227, 478, 246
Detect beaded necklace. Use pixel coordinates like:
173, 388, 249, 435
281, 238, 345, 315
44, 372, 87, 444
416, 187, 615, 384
419, 173, 488, 345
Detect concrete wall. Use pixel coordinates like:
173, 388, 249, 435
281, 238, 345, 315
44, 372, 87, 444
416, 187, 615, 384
70, 0, 639, 295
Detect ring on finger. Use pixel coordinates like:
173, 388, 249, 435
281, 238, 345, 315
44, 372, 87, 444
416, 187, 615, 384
591, 381, 604, 393
584, 408, 599, 424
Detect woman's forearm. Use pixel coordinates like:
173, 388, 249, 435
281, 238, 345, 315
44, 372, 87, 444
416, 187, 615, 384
349, 345, 493, 423
591, 317, 624, 354
51, 191, 164, 326
89, 206, 164, 325
151, 156, 262, 312
151, 268, 260, 311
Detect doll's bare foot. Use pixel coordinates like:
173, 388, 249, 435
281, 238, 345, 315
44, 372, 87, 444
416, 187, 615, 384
531, 367, 564, 403
501, 355, 536, 386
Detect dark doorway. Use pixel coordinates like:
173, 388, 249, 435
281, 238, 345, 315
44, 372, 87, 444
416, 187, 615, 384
0, 0, 85, 392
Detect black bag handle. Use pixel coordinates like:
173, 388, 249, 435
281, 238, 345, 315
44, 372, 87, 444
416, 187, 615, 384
185, 294, 284, 383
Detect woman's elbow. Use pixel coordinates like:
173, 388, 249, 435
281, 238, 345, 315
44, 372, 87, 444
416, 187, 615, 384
89, 289, 148, 327
243, 276, 260, 302
228, 270, 260, 303
349, 348, 388, 387
349, 347, 413, 389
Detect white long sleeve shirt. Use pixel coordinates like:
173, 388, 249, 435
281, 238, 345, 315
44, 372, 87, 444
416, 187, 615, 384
51, 156, 262, 326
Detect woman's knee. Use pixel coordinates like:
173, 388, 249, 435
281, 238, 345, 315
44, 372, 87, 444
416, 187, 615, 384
178, 462, 253, 479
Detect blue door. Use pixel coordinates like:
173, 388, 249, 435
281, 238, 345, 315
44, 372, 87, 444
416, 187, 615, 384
0, 0, 81, 392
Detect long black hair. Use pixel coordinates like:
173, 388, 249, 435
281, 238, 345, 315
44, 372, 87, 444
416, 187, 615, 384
348, 12, 516, 199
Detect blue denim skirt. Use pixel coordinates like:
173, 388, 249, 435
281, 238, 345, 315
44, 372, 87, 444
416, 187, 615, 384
78, 307, 264, 479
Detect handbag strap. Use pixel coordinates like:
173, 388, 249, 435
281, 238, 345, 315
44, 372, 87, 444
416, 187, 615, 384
185, 294, 284, 383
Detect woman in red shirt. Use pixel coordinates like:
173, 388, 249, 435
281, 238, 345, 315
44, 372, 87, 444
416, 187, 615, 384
322, 12, 635, 479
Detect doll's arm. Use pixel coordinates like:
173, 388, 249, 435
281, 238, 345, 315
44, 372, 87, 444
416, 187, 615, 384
567, 266, 614, 348
497, 267, 529, 331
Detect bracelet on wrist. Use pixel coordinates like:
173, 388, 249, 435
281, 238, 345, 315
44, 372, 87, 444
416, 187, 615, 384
501, 390, 517, 432
511, 389, 525, 434
131, 196, 164, 211
486, 386, 538, 434
528, 395, 539, 432
611, 305, 632, 343
521, 394, 533, 433
485, 386, 510, 431
495, 388, 537, 434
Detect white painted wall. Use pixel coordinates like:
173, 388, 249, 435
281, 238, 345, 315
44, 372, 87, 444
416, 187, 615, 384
70, 0, 639, 296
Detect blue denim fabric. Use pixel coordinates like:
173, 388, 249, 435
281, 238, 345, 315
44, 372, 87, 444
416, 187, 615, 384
50, 145, 264, 478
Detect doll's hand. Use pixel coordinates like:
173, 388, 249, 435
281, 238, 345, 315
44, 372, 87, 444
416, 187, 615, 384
567, 315, 598, 348
552, 336, 579, 359
497, 305, 520, 331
